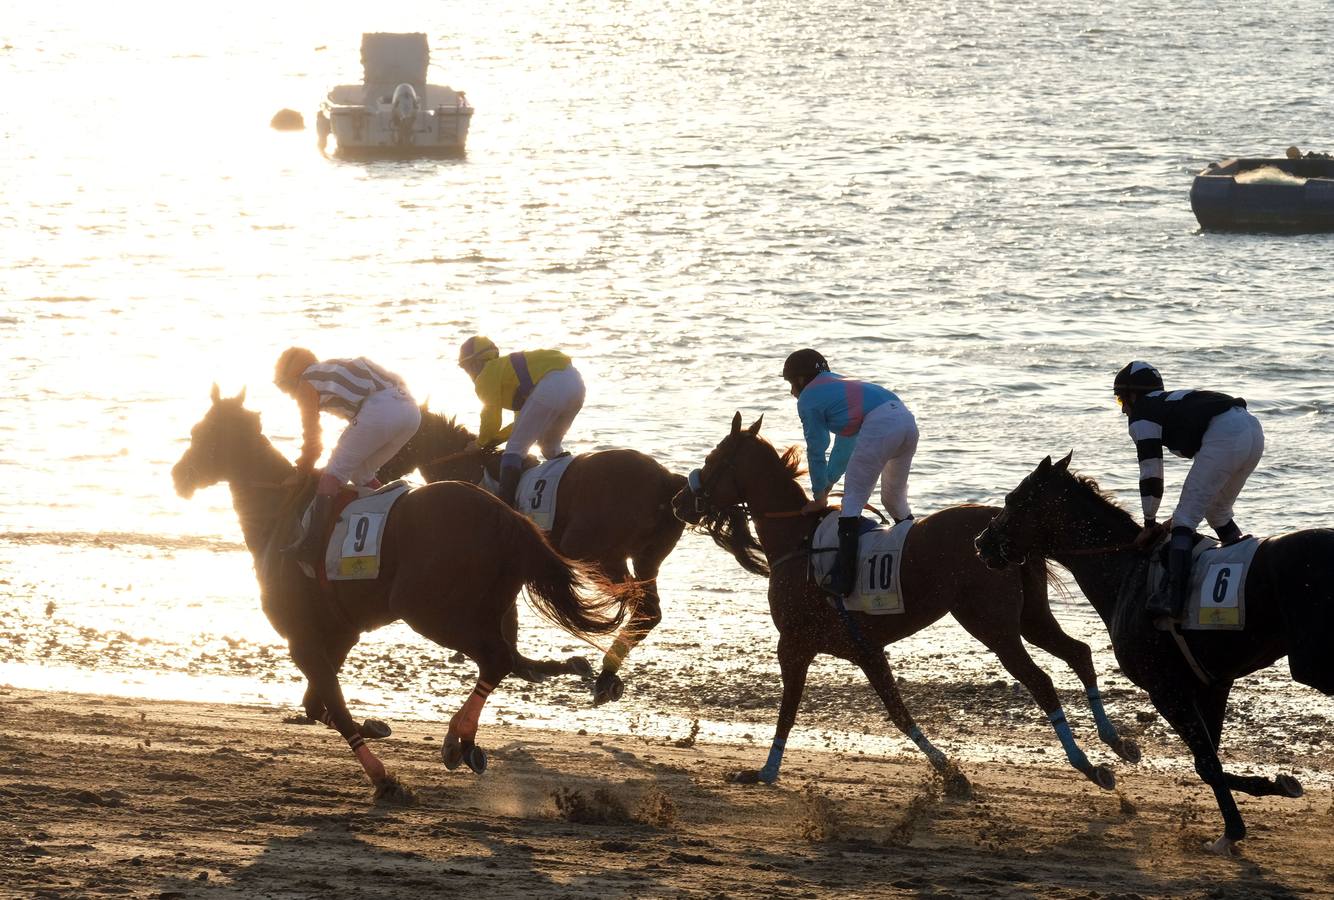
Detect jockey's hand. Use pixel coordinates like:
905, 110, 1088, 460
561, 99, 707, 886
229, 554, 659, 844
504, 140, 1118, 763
1132, 522, 1167, 550
802, 497, 830, 515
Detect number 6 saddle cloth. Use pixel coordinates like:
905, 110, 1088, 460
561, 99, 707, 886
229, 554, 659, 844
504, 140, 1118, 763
811, 513, 915, 615
478, 454, 578, 533
297, 480, 413, 582
1147, 535, 1262, 631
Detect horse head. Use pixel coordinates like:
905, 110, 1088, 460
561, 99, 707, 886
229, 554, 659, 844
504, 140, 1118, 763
673, 412, 788, 576
171, 384, 267, 498
377, 407, 472, 482
974, 451, 1075, 569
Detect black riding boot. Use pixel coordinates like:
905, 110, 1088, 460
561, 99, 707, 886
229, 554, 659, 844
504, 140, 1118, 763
827, 516, 861, 598
1147, 527, 1192, 621
285, 493, 333, 569
1215, 518, 1243, 545
498, 464, 523, 509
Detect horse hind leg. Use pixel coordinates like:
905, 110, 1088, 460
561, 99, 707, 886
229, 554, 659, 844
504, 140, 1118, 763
1016, 564, 1140, 763
954, 603, 1115, 791
853, 646, 972, 797
443, 636, 513, 775
1197, 681, 1304, 800
503, 603, 592, 683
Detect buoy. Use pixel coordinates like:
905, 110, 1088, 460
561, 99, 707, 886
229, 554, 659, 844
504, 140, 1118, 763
270, 108, 306, 131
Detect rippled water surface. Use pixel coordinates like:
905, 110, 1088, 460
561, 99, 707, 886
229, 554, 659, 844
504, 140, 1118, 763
3, 1, 1332, 768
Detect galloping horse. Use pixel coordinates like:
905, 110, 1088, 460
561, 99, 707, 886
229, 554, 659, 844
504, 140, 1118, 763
975, 452, 1329, 854
171, 387, 632, 795
377, 407, 686, 705
672, 414, 1137, 789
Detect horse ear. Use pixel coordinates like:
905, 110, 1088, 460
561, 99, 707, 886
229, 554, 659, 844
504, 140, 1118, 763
210, 383, 221, 404
730, 412, 742, 435
747, 414, 763, 435
1055, 450, 1072, 471
1037, 455, 1053, 474
236, 386, 246, 405
421, 396, 430, 412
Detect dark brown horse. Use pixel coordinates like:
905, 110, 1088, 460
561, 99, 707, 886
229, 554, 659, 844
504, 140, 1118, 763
171, 387, 632, 796
975, 452, 1326, 854
672, 414, 1137, 790
377, 406, 686, 705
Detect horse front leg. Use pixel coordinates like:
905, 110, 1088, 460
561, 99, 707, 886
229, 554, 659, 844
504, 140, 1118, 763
1148, 683, 1246, 854
594, 580, 662, 706
854, 645, 972, 796
503, 604, 592, 683
443, 638, 513, 775
728, 633, 814, 785
289, 640, 409, 802
299, 632, 392, 740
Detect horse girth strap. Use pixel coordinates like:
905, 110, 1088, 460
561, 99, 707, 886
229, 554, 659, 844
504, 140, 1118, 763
1167, 624, 1216, 686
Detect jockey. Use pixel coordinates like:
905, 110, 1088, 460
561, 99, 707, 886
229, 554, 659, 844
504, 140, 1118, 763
1114, 360, 1265, 622
783, 349, 920, 598
457, 336, 586, 508
273, 347, 422, 567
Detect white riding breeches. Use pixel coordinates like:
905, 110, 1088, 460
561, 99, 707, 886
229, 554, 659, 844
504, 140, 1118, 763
1173, 406, 1264, 531
839, 400, 919, 521
505, 365, 586, 461
325, 388, 421, 486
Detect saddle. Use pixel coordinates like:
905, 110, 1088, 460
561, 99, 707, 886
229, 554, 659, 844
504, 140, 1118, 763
1145, 534, 1260, 631
810, 512, 914, 614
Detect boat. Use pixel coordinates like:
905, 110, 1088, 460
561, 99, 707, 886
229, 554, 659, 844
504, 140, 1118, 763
317, 33, 473, 160
1190, 155, 1334, 233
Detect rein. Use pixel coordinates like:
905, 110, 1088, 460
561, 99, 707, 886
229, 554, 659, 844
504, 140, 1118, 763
420, 447, 486, 472
1057, 542, 1138, 556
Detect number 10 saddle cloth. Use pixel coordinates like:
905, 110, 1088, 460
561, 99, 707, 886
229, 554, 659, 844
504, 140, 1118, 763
811, 513, 915, 614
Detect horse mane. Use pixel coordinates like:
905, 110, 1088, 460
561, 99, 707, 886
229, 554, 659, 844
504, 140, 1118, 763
778, 444, 806, 480
422, 407, 473, 442
1062, 469, 1140, 531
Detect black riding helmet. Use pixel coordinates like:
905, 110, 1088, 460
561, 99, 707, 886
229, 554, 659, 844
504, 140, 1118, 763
1113, 360, 1164, 394
782, 349, 830, 382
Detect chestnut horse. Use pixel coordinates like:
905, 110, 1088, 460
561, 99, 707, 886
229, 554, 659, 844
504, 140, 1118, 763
673, 414, 1137, 790
377, 407, 686, 705
975, 452, 1325, 854
171, 387, 631, 796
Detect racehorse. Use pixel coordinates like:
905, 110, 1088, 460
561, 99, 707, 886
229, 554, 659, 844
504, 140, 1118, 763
975, 452, 1328, 855
672, 414, 1138, 790
171, 387, 632, 796
377, 406, 686, 705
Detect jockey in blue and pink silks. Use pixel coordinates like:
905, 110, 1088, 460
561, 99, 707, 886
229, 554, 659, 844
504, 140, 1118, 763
783, 348, 920, 597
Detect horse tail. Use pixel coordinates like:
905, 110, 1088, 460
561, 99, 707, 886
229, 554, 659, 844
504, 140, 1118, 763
511, 513, 633, 641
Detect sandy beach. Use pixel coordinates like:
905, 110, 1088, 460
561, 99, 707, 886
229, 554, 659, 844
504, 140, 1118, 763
2, 686, 1331, 899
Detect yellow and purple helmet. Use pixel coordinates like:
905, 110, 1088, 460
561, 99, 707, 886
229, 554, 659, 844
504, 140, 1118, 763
458, 335, 499, 367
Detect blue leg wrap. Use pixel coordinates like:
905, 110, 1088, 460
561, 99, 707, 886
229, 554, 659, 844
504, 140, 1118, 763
1049, 709, 1091, 770
909, 726, 947, 769
1086, 687, 1121, 744
758, 737, 786, 783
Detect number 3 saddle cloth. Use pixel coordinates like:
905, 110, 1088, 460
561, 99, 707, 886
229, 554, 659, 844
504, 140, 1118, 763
811, 513, 915, 615
1148, 535, 1262, 631
479, 454, 578, 532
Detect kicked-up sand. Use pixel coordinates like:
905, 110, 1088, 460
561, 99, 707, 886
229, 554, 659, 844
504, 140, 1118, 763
1, 686, 1333, 899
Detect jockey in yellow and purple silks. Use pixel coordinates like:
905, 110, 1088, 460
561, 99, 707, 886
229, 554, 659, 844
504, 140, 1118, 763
783, 348, 920, 598
457, 336, 586, 508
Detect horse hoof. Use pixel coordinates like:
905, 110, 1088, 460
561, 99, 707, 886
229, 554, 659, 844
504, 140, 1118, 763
372, 774, 418, 806
464, 743, 488, 775
568, 656, 594, 679
1088, 764, 1117, 791
360, 719, 392, 740
1112, 737, 1142, 765
726, 769, 772, 785
1206, 836, 1237, 857
1276, 774, 1304, 798
442, 734, 463, 770
593, 672, 625, 706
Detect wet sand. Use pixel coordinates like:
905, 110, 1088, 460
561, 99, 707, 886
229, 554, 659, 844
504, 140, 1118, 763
2, 687, 1332, 899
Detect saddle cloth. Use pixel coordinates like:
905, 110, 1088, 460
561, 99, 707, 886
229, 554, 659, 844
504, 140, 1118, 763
296, 480, 412, 581
479, 454, 577, 532
1147, 535, 1261, 631
811, 512, 914, 614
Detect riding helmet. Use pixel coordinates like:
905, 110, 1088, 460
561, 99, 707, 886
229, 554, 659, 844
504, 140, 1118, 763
1113, 360, 1164, 394
458, 335, 499, 367
782, 349, 830, 381
274, 346, 317, 388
